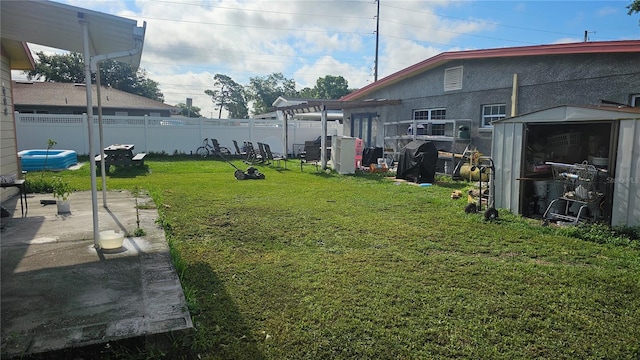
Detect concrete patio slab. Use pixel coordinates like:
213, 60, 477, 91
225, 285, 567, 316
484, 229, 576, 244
1, 190, 193, 358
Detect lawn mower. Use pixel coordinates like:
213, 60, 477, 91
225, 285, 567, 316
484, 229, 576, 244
464, 156, 498, 221
218, 153, 265, 180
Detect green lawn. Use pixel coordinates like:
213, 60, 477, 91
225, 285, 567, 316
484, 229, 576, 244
28, 156, 640, 359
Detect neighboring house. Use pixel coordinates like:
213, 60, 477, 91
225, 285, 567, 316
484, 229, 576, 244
13, 81, 177, 117
340, 40, 640, 159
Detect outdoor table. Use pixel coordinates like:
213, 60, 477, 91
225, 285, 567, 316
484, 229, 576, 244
1, 179, 27, 217
103, 144, 135, 166
95, 144, 146, 173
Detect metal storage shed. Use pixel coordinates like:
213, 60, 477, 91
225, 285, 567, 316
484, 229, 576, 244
491, 105, 640, 227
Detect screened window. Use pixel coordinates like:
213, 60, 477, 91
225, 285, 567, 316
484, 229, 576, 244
481, 104, 506, 128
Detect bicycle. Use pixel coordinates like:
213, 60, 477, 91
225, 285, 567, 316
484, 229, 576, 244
195, 138, 232, 157
195, 138, 215, 157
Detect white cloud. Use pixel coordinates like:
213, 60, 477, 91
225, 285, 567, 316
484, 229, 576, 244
293, 55, 371, 89
22, 0, 636, 118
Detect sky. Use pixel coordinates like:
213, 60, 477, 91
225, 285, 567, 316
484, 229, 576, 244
15, 0, 640, 118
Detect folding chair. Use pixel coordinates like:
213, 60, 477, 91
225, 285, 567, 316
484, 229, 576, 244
300, 141, 321, 171
211, 139, 231, 156
257, 142, 270, 165
264, 143, 285, 168
244, 142, 262, 164
233, 140, 247, 159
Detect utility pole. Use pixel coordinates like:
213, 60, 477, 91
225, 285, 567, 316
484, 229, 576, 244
374, 0, 380, 82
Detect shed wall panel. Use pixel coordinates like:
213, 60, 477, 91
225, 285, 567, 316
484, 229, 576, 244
612, 120, 640, 226
492, 122, 523, 213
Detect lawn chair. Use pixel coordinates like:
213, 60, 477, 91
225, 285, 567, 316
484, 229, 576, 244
257, 142, 270, 165
211, 139, 231, 156
244, 142, 262, 164
264, 143, 285, 168
300, 141, 321, 171
233, 140, 247, 159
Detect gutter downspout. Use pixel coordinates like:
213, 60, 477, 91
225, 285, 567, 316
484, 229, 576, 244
511, 73, 518, 117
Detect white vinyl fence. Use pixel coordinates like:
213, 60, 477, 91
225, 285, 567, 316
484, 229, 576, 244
15, 113, 339, 156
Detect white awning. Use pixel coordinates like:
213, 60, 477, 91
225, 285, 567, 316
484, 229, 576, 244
1, 0, 145, 70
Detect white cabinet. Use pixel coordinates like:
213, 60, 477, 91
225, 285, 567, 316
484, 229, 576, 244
331, 136, 357, 174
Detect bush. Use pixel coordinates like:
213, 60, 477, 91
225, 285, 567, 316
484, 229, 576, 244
559, 223, 640, 248
24, 174, 55, 193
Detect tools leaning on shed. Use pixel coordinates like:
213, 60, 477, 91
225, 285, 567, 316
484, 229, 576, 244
464, 156, 498, 221
218, 153, 265, 180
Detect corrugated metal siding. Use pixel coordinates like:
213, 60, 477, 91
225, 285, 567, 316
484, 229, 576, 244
1, 55, 20, 202
492, 122, 524, 213
612, 119, 640, 227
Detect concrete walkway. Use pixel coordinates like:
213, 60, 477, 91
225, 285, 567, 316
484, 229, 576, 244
1, 190, 193, 357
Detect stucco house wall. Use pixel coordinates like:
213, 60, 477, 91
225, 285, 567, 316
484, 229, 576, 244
343, 46, 640, 156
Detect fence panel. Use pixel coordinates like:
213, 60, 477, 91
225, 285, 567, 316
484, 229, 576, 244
15, 113, 335, 156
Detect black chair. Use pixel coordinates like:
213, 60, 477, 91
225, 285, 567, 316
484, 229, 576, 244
300, 141, 321, 172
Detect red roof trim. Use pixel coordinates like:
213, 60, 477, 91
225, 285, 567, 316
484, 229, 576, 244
341, 40, 640, 101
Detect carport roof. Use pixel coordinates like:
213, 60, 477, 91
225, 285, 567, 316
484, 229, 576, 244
1, 0, 145, 70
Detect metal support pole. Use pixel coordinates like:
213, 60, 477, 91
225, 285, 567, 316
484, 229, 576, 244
81, 15, 100, 248
96, 64, 107, 207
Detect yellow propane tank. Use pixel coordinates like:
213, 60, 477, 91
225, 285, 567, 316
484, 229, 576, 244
459, 163, 490, 182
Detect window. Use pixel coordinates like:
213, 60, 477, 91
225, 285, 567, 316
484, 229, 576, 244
413, 108, 446, 136
444, 66, 463, 91
482, 104, 506, 128
115, 111, 128, 116
632, 94, 640, 107
414, 108, 446, 120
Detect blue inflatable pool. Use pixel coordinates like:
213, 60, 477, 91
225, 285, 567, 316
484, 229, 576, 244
18, 149, 78, 171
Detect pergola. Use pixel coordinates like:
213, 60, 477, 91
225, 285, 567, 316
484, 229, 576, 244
278, 99, 401, 168
1, 0, 146, 247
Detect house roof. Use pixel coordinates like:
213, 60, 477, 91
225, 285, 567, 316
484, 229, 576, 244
493, 105, 640, 124
341, 40, 640, 101
12, 81, 175, 111
1, 0, 145, 70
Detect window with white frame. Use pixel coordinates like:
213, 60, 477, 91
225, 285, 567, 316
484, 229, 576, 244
632, 94, 640, 107
414, 108, 446, 120
481, 104, 506, 128
413, 108, 446, 135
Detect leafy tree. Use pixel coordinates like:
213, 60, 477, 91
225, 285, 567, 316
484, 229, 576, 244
313, 75, 351, 99
629, 0, 640, 23
25, 51, 164, 102
204, 74, 248, 119
175, 103, 202, 117
292, 76, 353, 100
245, 73, 297, 115
298, 87, 316, 99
